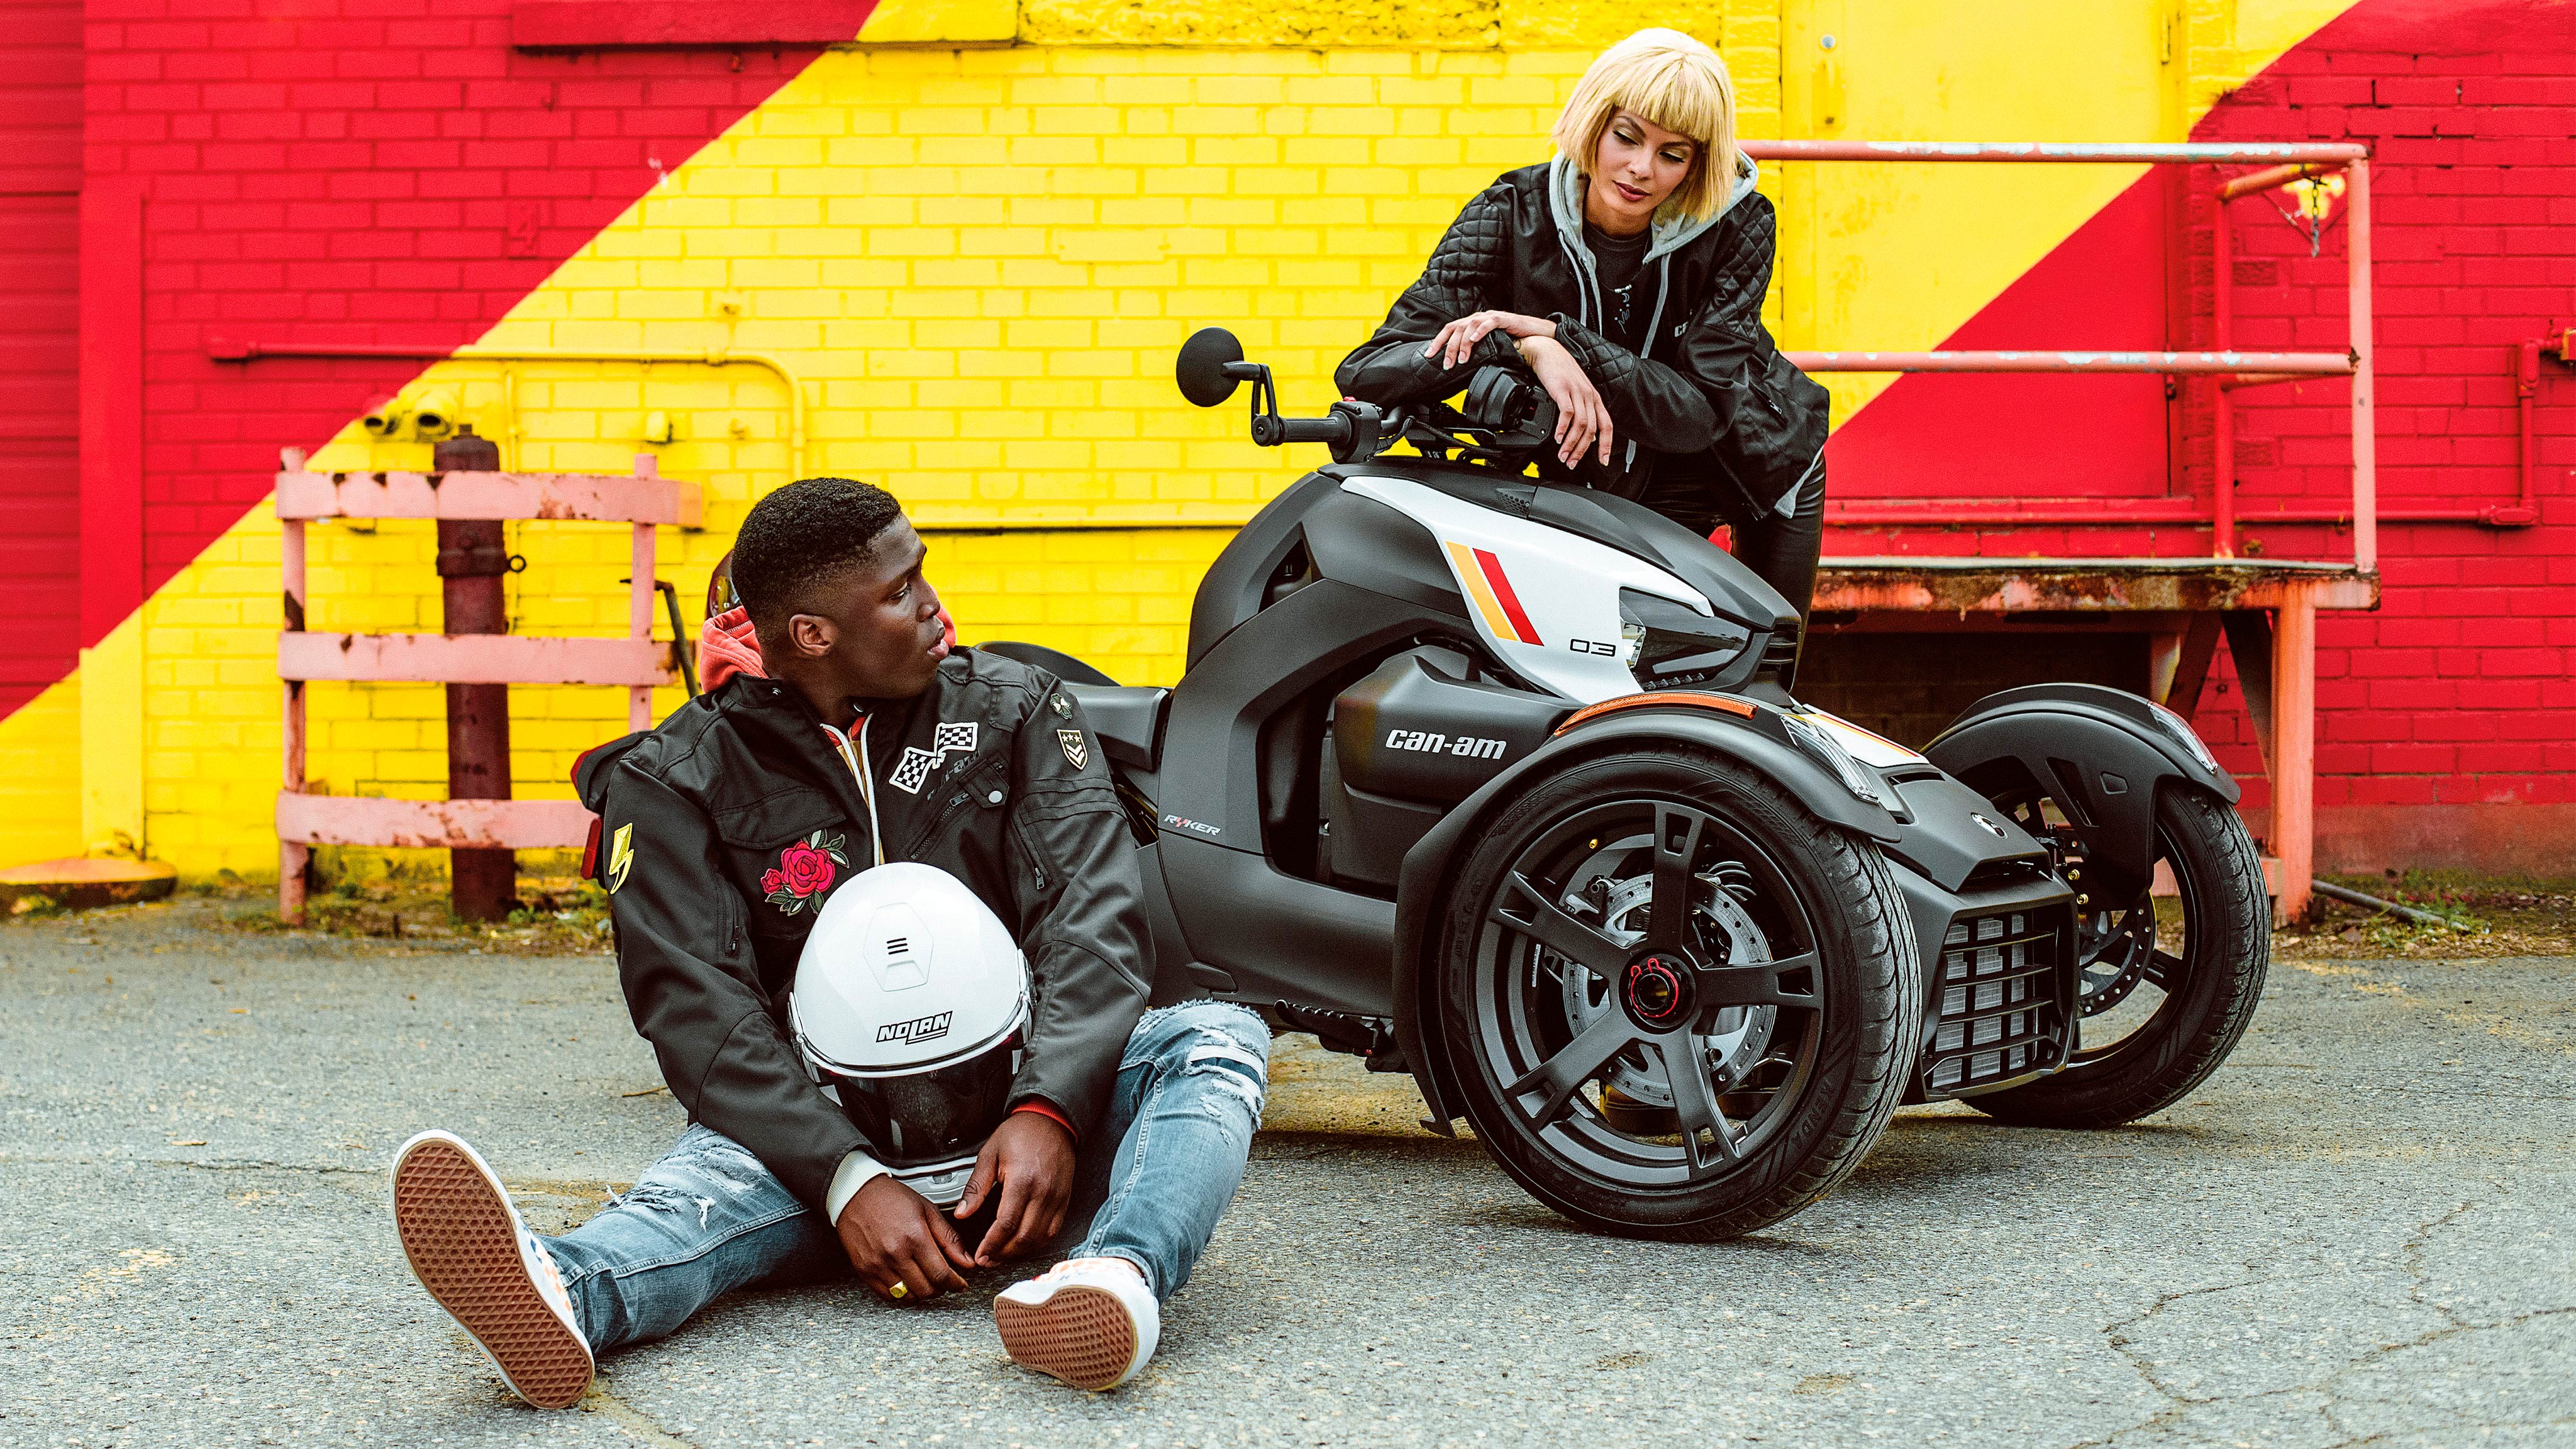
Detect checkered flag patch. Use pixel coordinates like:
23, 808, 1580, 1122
887, 721, 980, 794
889, 747, 940, 794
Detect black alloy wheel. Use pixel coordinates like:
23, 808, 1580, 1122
1967, 784, 2269, 1127
1432, 748, 1920, 1241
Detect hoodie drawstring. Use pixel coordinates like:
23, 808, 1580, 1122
818, 718, 888, 869
1554, 229, 1599, 332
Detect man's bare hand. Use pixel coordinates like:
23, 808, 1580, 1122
1423, 310, 1557, 370
954, 1110, 1076, 1267
1517, 335, 1614, 467
836, 1174, 973, 1302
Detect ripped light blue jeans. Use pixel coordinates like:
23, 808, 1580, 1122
540, 1001, 1270, 1353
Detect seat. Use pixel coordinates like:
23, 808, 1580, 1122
974, 640, 1166, 771
975, 640, 1118, 686
1062, 684, 1169, 772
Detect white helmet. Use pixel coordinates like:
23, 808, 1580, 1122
789, 862, 1031, 1206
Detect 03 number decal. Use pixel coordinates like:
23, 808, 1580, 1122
1567, 638, 1620, 658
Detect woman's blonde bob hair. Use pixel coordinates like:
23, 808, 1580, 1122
1550, 29, 1740, 225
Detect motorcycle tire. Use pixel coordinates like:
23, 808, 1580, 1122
1967, 786, 2268, 1128
1431, 748, 1921, 1242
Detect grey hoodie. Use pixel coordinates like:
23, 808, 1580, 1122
1545, 150, 1763, 369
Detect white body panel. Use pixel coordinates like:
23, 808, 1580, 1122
1340, 475, 1712, 704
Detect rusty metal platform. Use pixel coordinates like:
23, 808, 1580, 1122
1809, 555, 2373, 921
1816, 557, 2378, 615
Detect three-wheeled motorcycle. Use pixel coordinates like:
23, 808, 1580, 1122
976, 329, 2272, 1241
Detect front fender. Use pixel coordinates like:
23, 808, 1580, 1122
1387, 697, 1904, 1130
1924, 683, 2238, 901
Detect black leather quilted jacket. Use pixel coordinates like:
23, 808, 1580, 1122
1336, 158, 1828, 524
573, 650, 1151, 1211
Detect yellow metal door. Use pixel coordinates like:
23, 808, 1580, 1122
1777, 0, 2184, 500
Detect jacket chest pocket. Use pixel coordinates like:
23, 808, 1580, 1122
713, 787, 859, 935
902, 754, 1014, 870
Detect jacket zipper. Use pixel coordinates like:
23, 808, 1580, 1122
1640, 255, 1671, 364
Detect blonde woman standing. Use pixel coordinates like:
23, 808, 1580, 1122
1337, 28, 1831, 622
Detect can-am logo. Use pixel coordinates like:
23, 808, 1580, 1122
876, 1011, 953, 1045
1385, 729, 1507, 761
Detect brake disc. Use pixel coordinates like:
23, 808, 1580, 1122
2076, 892, 2157, 1016
1553, 867, 1777, 1108
2020, 804, 2155, 1018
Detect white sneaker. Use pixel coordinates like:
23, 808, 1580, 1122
389, 1130, 595, 1409
994, 1257, 1160, 1391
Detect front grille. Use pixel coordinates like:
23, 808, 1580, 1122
1921, 910, 2063, 1095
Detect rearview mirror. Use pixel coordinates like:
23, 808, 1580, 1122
1176, 327, 1252, 408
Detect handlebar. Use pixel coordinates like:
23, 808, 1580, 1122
1254, 413, 1354, 448
1178, 326, 1547, 465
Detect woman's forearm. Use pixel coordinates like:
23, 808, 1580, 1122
1545, 318, 1719, 450
1335, 326, 1523, 407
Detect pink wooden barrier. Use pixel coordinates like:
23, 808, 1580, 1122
274, 455, 697, 923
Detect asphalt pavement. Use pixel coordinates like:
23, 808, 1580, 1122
4, 900, 2571, 1448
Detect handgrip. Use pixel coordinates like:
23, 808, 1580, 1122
1253, 413, 1353, 448
1276, 415, 1350, 445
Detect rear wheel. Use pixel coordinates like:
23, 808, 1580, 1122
1968, 785, 2268, 1127
1432, 748, 1919, 1241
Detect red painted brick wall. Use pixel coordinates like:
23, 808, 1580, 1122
79, 0, 829, 654
1819, 0, 2576, 870
0, 0, 83, 716
2192, 1, 2576, 865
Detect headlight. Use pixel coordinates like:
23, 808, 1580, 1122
1618, 589, 1752, 692
2144, 698, 2221, 774
1782, 713, 1887, 809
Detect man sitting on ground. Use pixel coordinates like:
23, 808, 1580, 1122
386, 476, 1270, 1404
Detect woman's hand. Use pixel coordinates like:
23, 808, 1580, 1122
1517, 335, 1614, 468
1423, 310, 1557, 370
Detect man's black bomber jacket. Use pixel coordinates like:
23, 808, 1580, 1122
572, 648, 1153, 1212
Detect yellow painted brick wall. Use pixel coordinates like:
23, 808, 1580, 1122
133, 39, 1754, 878
0, 679, 83, 863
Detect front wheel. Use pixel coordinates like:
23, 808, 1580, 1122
1431, 748, 1921, 1241
1968, 785, 2268, 1128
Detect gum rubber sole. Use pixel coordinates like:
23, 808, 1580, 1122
995, 1285, 1138, 1391
391, 1137, 592, 1409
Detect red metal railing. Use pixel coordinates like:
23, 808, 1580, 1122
1741, 140, 2377, 570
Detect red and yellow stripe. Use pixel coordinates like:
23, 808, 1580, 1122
1443, 540, 1543, 647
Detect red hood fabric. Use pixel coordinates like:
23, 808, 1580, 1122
697, 606, 958, 692
701, 606, 767, 692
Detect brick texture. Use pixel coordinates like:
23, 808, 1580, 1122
1816, 0, 2576, 867
23, 0, 2576, 877
0, 0, 82, 718
2190, 0, 2576, 848
77, 33, 1797, 874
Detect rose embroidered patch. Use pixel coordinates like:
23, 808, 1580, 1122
762, 830, 848, 914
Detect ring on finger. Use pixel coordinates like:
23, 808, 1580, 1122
889, 1280, 908, 1299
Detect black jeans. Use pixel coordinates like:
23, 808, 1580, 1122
1633, 457, 1828, 626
